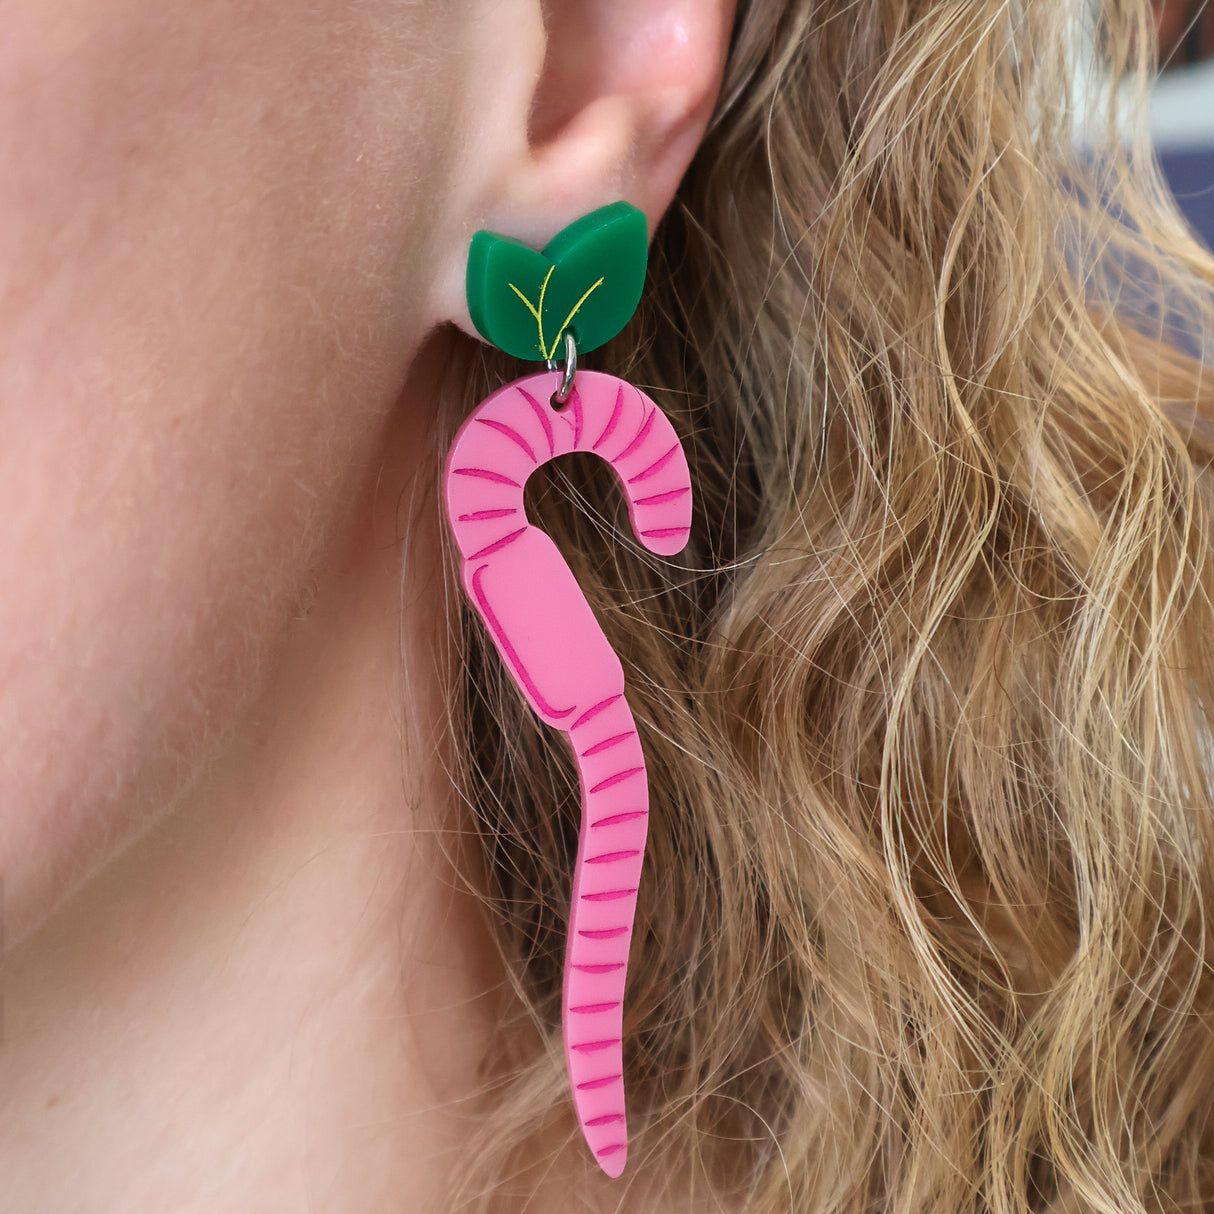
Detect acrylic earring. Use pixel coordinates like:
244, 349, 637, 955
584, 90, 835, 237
444, 202, 692, 1177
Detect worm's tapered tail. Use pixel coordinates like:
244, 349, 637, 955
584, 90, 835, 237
562, 691, 648, 1174
445, 370, 692, 1177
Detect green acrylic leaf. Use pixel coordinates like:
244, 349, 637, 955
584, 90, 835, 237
466, 201, 648, 362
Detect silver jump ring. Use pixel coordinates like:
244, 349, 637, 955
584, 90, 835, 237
545, 329, 577, 407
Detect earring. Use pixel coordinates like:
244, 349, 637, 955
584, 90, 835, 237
444, 202, 692, 1177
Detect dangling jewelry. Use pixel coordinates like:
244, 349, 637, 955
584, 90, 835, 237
444, 202, 692, 1177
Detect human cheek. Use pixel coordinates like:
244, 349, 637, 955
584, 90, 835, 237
0, 1, 460, 938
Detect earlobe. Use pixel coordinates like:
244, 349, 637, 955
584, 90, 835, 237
434, 0, 736, 345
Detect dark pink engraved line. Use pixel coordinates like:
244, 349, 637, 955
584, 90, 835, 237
627, 443, 680, 484
476, 417, 536, 462
471, 564, 575, 720
635, 486, 690, 507
570, 1002, 622, 1014
596, 1143, 626, 1158
592, 383, 625, 451
589, 767, 644, 795
613, 407, 656, 463
578, 926, 629, 939
571, 694, 623, 730
572, 962, 626, 974
569, 387, 584, 447
517, 386, 555, 458
555, 387, 584, 446
585, 1113, 626, 1127
576, 1073, 622, 1090
582, 731, 636, 757
641, 526, 690, 540
457, 507, 519, 522
591, 810, 648, 829
583, 889, 637, 902
469, 527, 527, 560
586, 850, 641, 865
453, 467, 521, 487
571, 1038, 622, 1054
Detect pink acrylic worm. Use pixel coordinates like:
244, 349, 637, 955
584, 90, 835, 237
444, 368, 692, 1177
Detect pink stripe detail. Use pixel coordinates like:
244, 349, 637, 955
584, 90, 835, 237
583, 889, 637, 902
518, 387, 555, 457
469, 527, 527, 560
576, 1073, 622, 1091
457, 507, 519, 522
585, 1113, 626, 1127
571, 695, 623, 730
596, 1143, 626, 1157
582, 731, 636, 757
627, 442, 680, 484
613, 408, 656, 463
572, 962, 626, 974
635, 487, 691, 506
452, 467, 521, 487
475, 417, 536, 462
570, 387, 584, 447
571, 1038, 621, 1054
592, 383, 626, 451
592, 810, 648, 828
590, 767, 644, 794
569, 1001, 622, 1014
586, 850, 641, 865
641, 526, 689, 540
578, 926, 628, 939
471, 564, 575, 720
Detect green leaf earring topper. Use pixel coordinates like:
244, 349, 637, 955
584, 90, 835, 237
466, 201, 648, 363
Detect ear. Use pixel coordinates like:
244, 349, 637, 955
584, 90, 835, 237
431, 0, 736, 342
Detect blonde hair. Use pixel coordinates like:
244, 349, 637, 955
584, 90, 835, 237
436, 1, 1214, 1208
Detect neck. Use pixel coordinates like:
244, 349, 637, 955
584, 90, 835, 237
0, 364, 506, 1212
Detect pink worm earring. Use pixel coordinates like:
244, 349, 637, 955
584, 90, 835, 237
444, 202, 692, 1177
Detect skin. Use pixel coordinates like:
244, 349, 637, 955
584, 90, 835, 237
0, 0, 733, 1209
